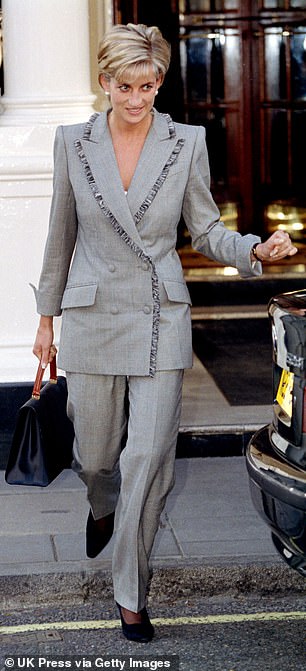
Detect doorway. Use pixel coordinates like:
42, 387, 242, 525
113, 1, 306, 263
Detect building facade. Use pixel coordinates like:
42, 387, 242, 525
0, 0, 305, 381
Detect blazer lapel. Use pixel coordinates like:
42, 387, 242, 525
126, 111, 179, 218
75, 113, 146, 248
75, 111, 184, 247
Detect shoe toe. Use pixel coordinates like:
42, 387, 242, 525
116, 603, 154, 643
86, 510, 114, 558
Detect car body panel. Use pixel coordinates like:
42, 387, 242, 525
246, 289, 306, 575
246, 426, 306, 575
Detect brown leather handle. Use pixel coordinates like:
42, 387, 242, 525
32, 355, 57, 399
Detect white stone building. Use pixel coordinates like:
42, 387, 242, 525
0, 0, 113, 381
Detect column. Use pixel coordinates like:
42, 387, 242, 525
0, 0, 95, 125
0, 0, 102, 381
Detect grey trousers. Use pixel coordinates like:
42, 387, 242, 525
66, 369, 184, 612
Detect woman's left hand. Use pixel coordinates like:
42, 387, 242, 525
254, 231, 298, 263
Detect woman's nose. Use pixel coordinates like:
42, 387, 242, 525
129, 89, 141, 105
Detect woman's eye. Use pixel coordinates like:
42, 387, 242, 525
118, 83, 153, 93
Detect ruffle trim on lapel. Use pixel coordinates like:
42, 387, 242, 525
74, 134, 160, 378
134, 138, 185, 226
83, 112, 99, 141
161, 112, 176, 139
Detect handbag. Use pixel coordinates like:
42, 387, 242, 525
5, 356, 74, 486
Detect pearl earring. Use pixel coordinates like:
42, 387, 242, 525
104, 91, 110, 96
155, 90, 159, 96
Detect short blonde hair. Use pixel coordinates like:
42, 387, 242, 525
97, 23, 171, 83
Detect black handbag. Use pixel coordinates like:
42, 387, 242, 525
5, 357, 74, 487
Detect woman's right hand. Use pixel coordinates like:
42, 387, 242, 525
33, 316, 57, 369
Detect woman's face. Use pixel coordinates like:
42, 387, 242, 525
100, 68, 161, 127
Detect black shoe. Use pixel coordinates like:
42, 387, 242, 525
116, 602, 154, 643
86, 509, 114, 559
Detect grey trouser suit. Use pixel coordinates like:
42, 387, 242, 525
34, 111, 261, 612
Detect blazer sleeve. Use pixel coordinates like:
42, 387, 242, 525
33, 126, 78, 316
182, 126, 261, 279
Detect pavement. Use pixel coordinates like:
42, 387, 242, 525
2, 341, 306, 610
0, 453, 276, 576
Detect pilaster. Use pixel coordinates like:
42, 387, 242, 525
0, 0, 110, 381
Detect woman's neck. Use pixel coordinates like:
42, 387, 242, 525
108, 109, 153, 140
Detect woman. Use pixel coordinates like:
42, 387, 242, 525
33, 23, 297, 642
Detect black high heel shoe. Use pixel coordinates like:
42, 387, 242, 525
116, 602, 154, 643
86, 509, 114, 558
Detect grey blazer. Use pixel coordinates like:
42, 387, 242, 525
35, 110, 261, 376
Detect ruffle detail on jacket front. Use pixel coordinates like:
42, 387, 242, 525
74, 112, 185, 377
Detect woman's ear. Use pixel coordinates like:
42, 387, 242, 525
99, 73, 110, 94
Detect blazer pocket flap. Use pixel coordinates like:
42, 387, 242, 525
61, 283, 98, 309
163, 280, 192, 305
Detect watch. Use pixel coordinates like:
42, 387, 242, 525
251, 243, 261, 262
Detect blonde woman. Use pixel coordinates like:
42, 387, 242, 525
33, 23, 297, 642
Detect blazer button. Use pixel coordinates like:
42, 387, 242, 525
110, 306, 119, 315
143, 305, 151, 314
108, 264, 116, 273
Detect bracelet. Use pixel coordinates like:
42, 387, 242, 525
251, 243, 262, 262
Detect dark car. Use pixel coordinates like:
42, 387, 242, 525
246, 289, 306, 576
